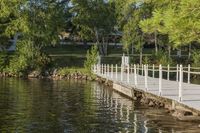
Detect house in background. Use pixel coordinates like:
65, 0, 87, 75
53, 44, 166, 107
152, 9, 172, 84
7, 33, 20, 51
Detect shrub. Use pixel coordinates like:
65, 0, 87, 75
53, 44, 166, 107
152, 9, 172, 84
0, 52, 10, 71
6, 40, 51, 75
191, 50, 200, 67
143, 56, 150, 64
84, 44, 99, 73
152, 51, 173, 66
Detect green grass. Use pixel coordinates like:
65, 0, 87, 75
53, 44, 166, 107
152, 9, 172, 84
57, 67, 89, 76
44, 44, 190, 67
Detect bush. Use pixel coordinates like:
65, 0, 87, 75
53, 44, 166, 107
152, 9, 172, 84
84, 44, 99, 73
6, 40, 51, 75
0, 52, 10, 71
191, 50, 200, 67
143, 56, 150, 64
152, 51, 173, 66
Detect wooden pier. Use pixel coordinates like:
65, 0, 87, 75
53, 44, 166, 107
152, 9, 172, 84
93, 64, 200, 111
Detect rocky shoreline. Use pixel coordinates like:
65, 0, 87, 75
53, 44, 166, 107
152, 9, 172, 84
0, 70, 96, 81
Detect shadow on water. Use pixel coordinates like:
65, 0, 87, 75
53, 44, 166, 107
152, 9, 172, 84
0, 78, 199, 133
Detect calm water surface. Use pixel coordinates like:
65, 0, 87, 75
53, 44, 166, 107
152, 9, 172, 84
0, 78, 199, 133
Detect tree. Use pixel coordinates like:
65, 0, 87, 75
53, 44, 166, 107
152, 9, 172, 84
140, 0, 200, 59
70, 0, 116, 55
0, 0, 29, 50
114, 0, 153, 64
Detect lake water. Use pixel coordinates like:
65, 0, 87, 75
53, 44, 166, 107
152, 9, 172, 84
0, 78, 199, 133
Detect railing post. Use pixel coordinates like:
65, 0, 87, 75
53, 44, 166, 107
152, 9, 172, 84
137, 64, 139, 75
107, 64, 110, 78
188, 64, 190, 84
97, 64, 99, 75
100, 64, 101, 75
130, 64, 133, 74
179, 65, 183, 102
115, 64, 118, 80
144, 65, 148, 91
104, 64, 107, 78
121, 64, 123, 81
153, 64, 155, 78
134, 64, 138, 87
111, 64, 113, 78
159, 64, 162, 96
167, 64, 170, 80
127, 65, 130, 83
142, 64, 144, 76
176, 64, 179, 81
101, 64, 103, 75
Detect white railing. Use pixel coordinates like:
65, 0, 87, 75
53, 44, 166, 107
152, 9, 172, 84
93, 64, 200, 102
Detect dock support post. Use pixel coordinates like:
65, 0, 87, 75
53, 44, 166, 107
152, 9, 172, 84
134, 64, 138, 87
167, 64, 170, 80
188, 64, 190, 84
159, 64, 162, 96
144, 65, 148, 91
127, 65, 130, 83
153, 64, 155, 78
121, 64, 123, 81
176, 64, 179, 81
115, 64, 118, 80
179, 65, 183, 102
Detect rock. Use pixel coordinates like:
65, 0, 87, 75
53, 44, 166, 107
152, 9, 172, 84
148, 101, 154, 107
144, 99, 149, 104
159, 103, 164, 107
53, 69, 57, 76
140, 98, 145, 104
133, 97, 137, 100
184, 111, 193, 116
28, 71, 40, 78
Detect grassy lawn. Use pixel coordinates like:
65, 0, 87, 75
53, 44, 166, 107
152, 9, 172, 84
44, 44, 190, 67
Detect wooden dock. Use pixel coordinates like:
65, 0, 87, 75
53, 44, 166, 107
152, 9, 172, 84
93, 64, 200, 111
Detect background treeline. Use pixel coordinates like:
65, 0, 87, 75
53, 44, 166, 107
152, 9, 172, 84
0, 0, 200, 76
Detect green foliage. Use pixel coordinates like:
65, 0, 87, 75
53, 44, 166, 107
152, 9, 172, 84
0, 52, 10, 71
143, 56, 150, 64
71, 0, 116, 42
191, 50, 200, 67
6, 40, 51, 75
152, 51, 173, 66
58, 67, 88, 76
84, 45, 99, 72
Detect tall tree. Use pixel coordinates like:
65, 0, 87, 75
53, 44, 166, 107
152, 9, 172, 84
114, 0, 153, 64
70, 0, 116, 55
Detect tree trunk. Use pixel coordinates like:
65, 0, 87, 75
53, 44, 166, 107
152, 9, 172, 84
168, 45, 171, 58
95, 28, 103, 55
188, 44, 191, 59
102, 37, 108, 55
131, 43, 134, 55
154, 31, 158, 54
139, 47, 143, 65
